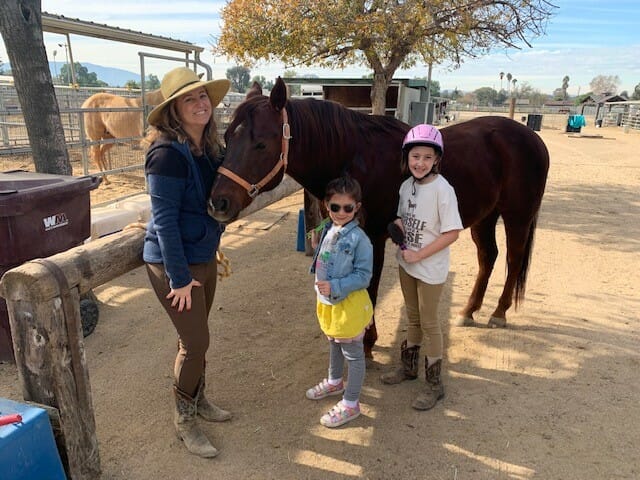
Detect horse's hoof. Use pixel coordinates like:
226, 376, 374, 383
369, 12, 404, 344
454, 316, 475, 327
488, 316, 507, 328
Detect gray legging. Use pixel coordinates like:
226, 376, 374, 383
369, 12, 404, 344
328, 339, 366, 403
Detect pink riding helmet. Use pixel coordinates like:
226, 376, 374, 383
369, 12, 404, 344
402, 124, 444, 154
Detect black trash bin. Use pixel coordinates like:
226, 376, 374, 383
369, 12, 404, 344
526, 114, 543, 131
0, 170, 100, 362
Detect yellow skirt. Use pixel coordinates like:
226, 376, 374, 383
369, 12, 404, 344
316, 289, 373, 339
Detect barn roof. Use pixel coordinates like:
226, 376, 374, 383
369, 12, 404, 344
579, 93, 628, 105
42, 12, 203, 54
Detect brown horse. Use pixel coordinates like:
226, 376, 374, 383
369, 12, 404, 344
209, 78, 549, 357
81, 89, 164, 183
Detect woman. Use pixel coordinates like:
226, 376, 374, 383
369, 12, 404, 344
143, 67, 231, 458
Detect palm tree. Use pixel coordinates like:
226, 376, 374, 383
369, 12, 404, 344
506, 73, 512, 95
562, 75, 570, 100
512, 78, 517, 96
499, 71, 505, 91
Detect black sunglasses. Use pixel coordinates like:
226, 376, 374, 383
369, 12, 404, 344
329, 203, 356, 213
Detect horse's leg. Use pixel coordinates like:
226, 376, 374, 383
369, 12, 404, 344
363, 234, 385, 358
88, 144, 108, 185
487, 215, 535, 328
458, 210, 500, 327
303, 190, 324, 256
99, 141, 113, 185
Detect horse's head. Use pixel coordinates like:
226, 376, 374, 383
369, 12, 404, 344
209, 77, 291, 223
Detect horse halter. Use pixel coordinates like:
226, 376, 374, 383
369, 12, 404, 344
217, 108, 292, 198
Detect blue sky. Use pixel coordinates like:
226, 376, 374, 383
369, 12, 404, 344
2, 1, 639, 95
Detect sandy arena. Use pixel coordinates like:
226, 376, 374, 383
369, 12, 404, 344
1, 124, 639, 479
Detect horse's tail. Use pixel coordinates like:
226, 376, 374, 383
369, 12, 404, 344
515, 212, 539, 308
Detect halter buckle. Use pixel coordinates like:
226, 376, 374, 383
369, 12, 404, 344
248, 185, 260, 198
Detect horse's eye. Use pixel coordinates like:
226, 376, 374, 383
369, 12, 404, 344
256, 143, 266, 150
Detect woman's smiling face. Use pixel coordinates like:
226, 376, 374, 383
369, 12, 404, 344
175, 87, 212, 131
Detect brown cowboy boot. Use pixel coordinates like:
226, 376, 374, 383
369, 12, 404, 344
412, 358, 445, 411
380, 340, 420, 384
196, 376, 232, 422
173, 385, 219, 458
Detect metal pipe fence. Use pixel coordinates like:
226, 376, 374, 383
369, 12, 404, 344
0, 83, 239, 205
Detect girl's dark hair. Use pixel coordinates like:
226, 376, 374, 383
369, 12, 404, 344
324, 176, 366, 224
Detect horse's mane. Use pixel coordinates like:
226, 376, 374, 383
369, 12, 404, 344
230, 95, 407, 142
288, 97, 408, 146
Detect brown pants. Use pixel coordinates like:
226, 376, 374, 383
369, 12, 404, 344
146, 258, 218, 397
399, 266, 444, 358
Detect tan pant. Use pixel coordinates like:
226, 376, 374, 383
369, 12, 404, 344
398, 266, 444, 358
146, 259, 217, 397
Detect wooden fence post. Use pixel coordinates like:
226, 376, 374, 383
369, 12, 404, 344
0, 228, 145, 479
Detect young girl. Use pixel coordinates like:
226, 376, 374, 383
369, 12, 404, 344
306, 176, 374, 428
380, 124, 463, 411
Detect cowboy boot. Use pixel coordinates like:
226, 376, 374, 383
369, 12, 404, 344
380, 340, 420, 384
196, 376, 232, 422
173, 385, 219, 458
412, 358, 445, 411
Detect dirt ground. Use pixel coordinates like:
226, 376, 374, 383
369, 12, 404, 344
1, 124, 639, 479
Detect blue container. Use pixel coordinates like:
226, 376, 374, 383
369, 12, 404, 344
296, 209, 306, 252
0, 397, 66, 480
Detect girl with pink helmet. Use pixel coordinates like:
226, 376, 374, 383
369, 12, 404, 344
381, 124, 463, 411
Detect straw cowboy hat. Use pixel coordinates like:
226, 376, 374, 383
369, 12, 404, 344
147, 67, 231, 126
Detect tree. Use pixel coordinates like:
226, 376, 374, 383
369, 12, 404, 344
0, 0, 71, 175
59, 62, 107, 87
517, 81, 548, 106
499, 71, 505, 91
561, 75, 570, 100
506, 73, 513, 96
552, 88, 565, 101
217, 1, 554, 115
124, 79, 140, 90
474, 87, 498, 106
589, 75, 621, 96
0, 57, 5, 75
632, 83, 640, 101
226, 65, 251, 93
251, 75, 274, 91
146, 73, 160, 90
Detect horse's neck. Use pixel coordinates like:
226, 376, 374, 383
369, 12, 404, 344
144, 89, 164, 106
288, 101, 344, 192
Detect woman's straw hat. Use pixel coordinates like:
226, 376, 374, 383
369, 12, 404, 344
147, 67, 231, 126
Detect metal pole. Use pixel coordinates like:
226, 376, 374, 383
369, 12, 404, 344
65, 34, 77, 87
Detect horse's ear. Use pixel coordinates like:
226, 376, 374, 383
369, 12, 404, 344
246, 81, 262, 99
270, 77, 287, 111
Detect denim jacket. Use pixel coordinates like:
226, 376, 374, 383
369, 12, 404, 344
310, 219, 373, 304
143, 140, 224, 289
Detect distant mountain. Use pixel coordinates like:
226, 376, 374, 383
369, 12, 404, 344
79, 63, 141, 87
48, 61, 140, 87
6, 61, 141, 87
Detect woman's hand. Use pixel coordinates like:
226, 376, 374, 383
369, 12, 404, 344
166, 279, 202, 312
